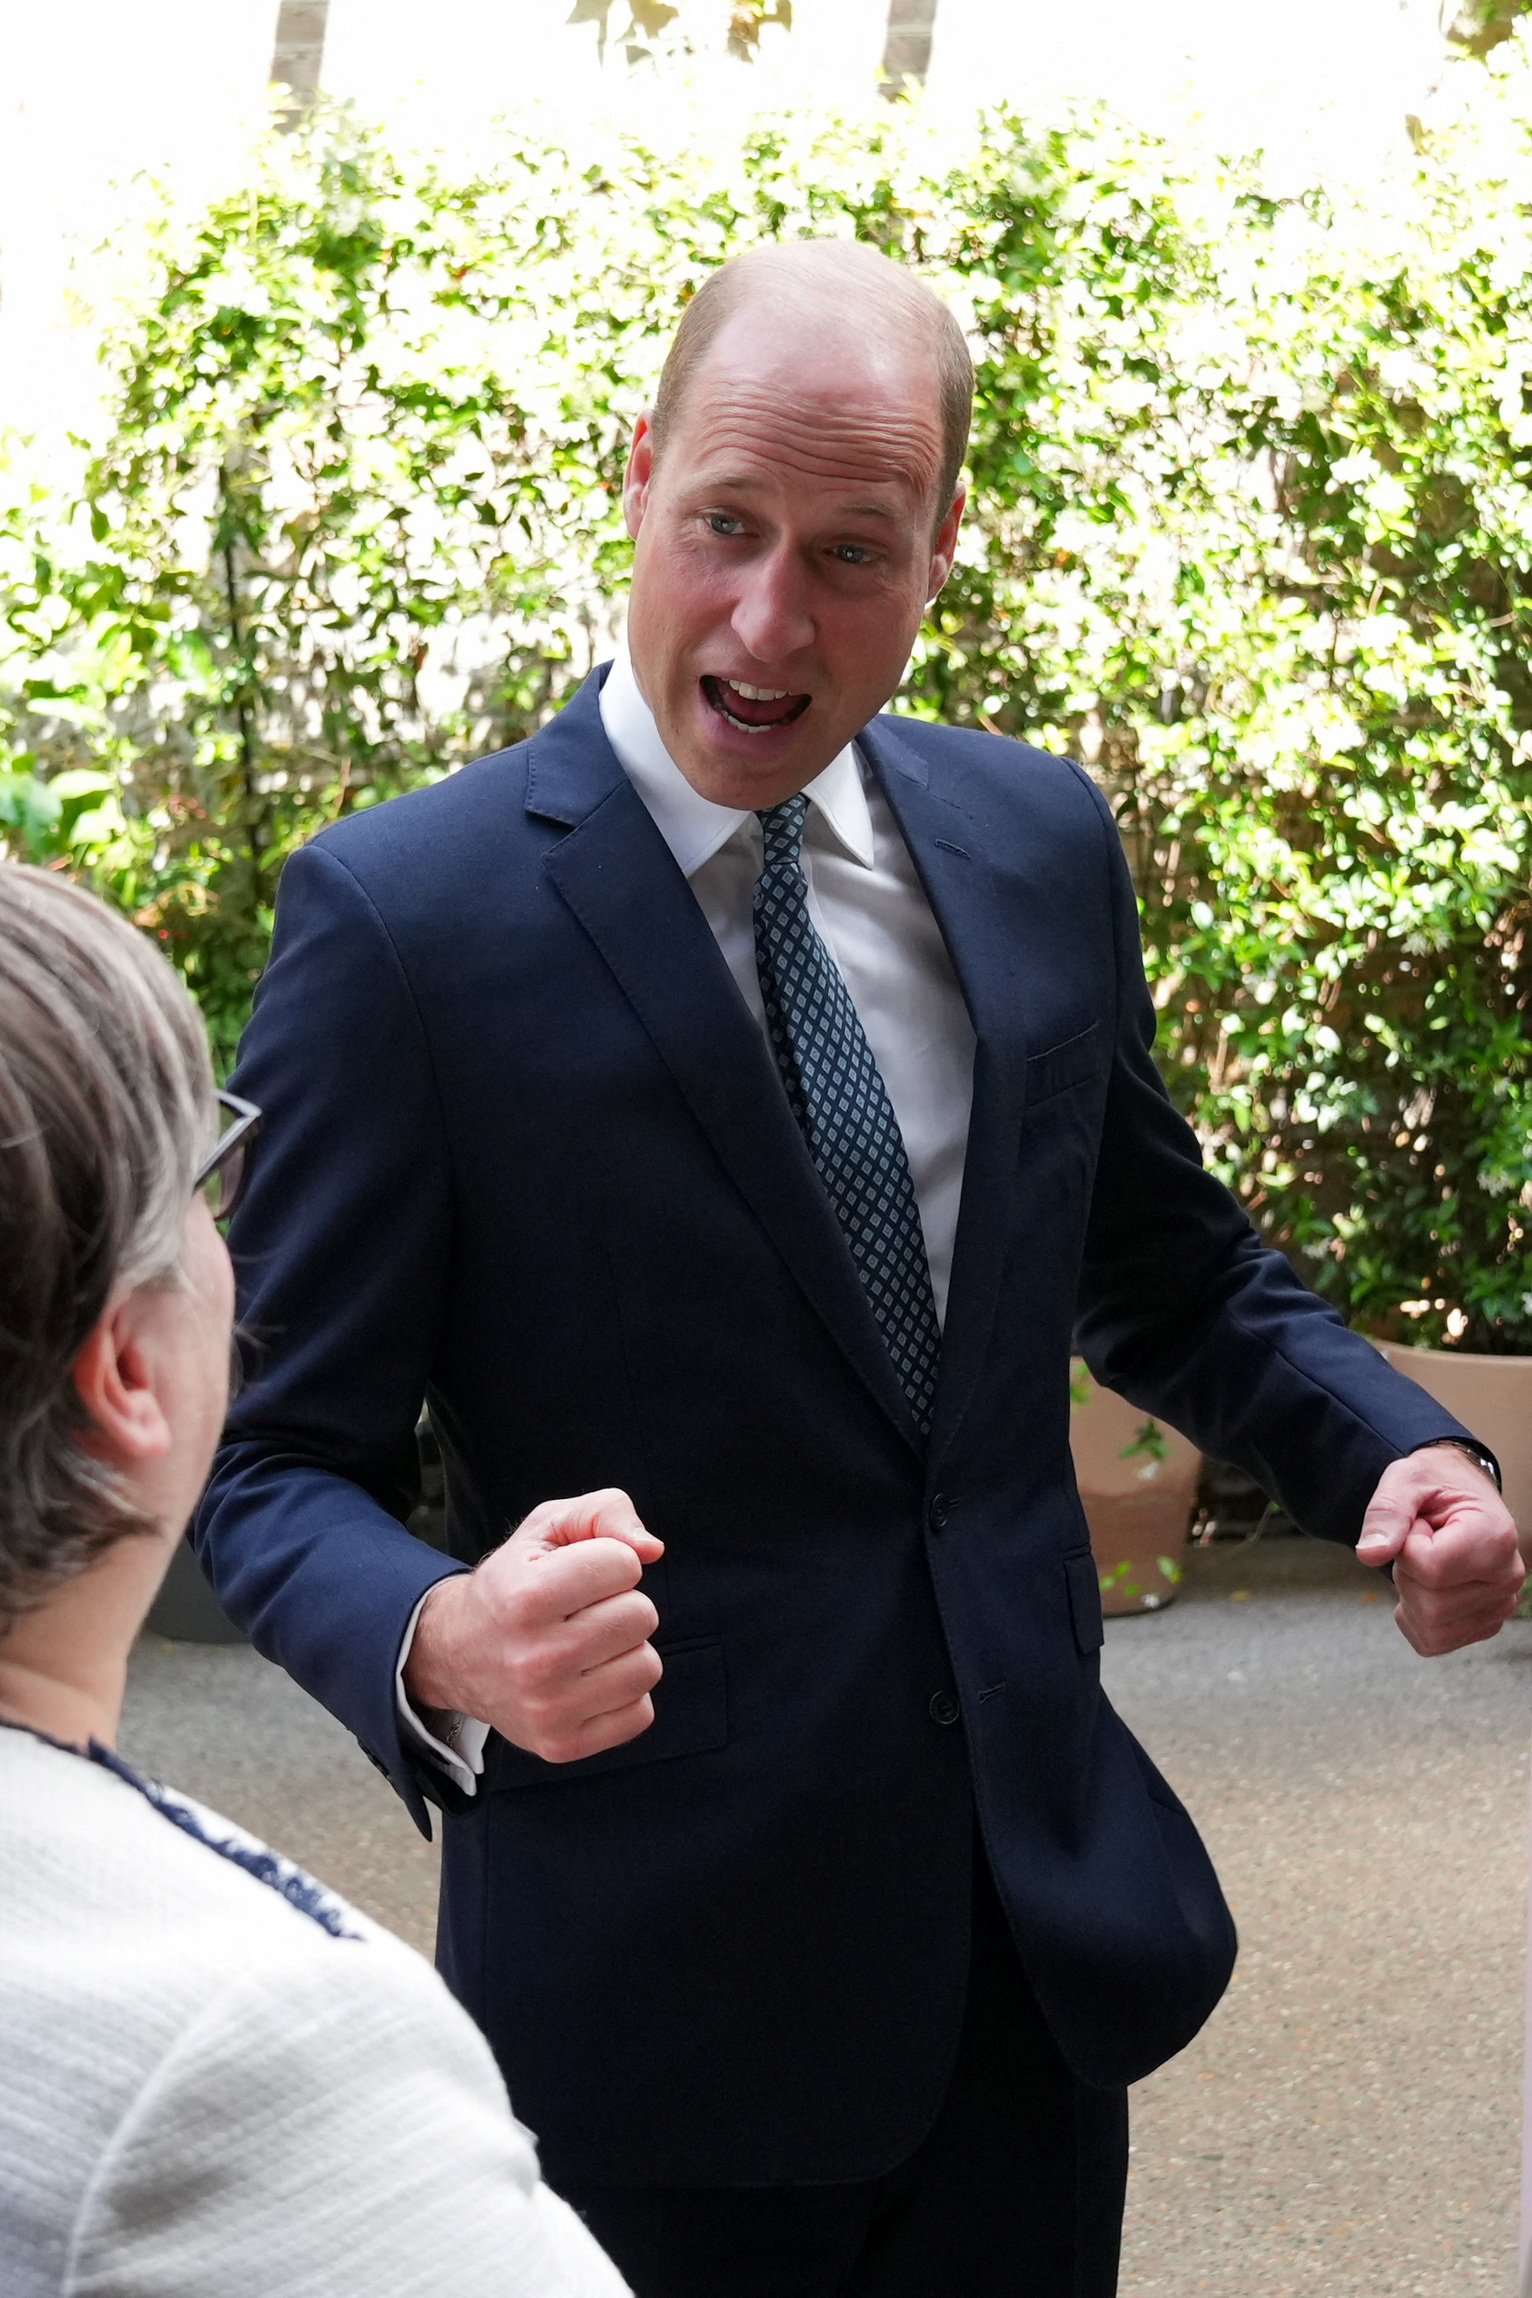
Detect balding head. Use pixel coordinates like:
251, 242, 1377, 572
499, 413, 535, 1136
652, 240, 973, 518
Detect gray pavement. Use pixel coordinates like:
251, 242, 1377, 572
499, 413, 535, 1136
120, 1536, 1530, 2295
1105, 1538, 1529, 2297
121, 1635, 442, 1954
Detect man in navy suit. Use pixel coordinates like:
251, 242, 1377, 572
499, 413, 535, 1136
198, 240, 1521, 2296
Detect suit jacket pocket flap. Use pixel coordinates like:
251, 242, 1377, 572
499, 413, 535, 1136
482, 1636, 727, 1792
1025, 1023, 1102, 1108
1064, 1549, 1105, 1654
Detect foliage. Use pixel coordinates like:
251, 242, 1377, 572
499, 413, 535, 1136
1, 83, 1529, 1344
0, 124, 731, 1056
1443, 0, 1532, 61
565, 0, 792, 68
912, 118, 1532, 1350
1120, 1420, 1171, 1467
1096, 1554, 1183, 1605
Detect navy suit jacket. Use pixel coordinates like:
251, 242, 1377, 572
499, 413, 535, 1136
196, 669, 1471, 2187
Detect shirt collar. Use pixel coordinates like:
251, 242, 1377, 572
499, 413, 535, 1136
599, 643, 875, 879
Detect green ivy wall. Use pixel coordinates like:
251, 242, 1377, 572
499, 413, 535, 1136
1, 99, 1528, 1348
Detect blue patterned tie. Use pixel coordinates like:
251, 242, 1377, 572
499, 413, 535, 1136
753, 796, 942, 1438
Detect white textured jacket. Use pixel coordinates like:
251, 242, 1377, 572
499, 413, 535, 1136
0, 1725, 630, 2298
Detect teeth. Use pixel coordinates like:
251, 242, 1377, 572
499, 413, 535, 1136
721, 713, 780, 735
726, 680, 790, 701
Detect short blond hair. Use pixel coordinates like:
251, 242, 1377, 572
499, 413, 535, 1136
0, 866, 215, 1627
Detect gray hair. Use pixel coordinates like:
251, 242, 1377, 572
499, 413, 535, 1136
0, 865, 215, 1628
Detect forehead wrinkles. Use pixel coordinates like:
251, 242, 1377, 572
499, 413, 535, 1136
679, 377, 942, 497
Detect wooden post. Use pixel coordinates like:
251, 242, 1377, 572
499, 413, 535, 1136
270, 0, 329, 121
879, 0, 938, 97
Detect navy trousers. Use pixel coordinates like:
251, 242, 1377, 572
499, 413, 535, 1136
558, 1851, 1129, 2297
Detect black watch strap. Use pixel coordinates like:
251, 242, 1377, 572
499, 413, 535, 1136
1418, 1437, 1503, 1492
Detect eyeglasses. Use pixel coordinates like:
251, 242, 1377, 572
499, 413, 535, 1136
194, 1090, 262, 1224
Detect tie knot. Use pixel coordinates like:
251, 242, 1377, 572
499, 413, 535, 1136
756, 795, 810, 873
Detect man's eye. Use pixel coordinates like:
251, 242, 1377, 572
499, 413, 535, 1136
706, 513, 744, 537
833, 544, 872, 566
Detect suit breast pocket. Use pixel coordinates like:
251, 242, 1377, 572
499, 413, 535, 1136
480, 1636, 728, 1793
1024, 1023, 1104, 1112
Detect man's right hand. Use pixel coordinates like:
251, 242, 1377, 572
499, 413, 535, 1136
404, 1489, 665, 1763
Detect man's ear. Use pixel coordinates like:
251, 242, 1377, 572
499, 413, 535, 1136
926, 486, 966, 604
623, 412, 657, 541
71, 1295, 174, 1471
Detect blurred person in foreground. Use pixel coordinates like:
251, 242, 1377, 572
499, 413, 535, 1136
0, 866, 630, 2298
197, 240, 1522, 2296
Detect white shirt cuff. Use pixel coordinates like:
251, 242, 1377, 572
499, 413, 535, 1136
395, 1587, 490, 1798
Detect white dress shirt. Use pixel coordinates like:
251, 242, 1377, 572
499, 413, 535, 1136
399, 647, 976, 1792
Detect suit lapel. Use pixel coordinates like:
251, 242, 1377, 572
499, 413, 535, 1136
859, 716, 1034, 1465
530, 678, 923, 1455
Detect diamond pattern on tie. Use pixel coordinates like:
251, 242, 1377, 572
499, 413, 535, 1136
753, 795, 942, 1438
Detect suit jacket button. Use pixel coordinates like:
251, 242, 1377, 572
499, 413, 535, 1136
929, 1691, 960, 1727
928, 1491, 951, 1532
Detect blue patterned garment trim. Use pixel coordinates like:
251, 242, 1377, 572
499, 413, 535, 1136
753, 795, 943, 1438
0, 1718, 360, 1942
88, 1743, 363, 1940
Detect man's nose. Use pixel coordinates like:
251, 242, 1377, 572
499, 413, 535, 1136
730, 546, 815, 666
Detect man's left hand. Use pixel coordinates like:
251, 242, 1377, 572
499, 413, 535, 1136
1355, 1446, 1524, 1655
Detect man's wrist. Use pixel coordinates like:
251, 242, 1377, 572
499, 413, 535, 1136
1416, 1437, 1503, 1491
402, 1573, 471, 1711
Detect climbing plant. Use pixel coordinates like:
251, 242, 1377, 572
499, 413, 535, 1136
1, 80, 1528, 1344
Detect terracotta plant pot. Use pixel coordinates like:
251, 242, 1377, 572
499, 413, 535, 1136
1379, 1343, 1532, 1551
1069, 1362, 1202, 1617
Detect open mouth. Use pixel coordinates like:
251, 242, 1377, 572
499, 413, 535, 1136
701, 675, 812, 737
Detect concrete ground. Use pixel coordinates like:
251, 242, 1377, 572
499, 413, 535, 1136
1106, 1539, 1529, 2298
121, 1634, 442, 1957
120, 1535, 1530, 2296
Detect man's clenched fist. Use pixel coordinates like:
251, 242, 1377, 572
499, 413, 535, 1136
1355, 1445, 1523, 1656
405, 1489, 665, 1762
